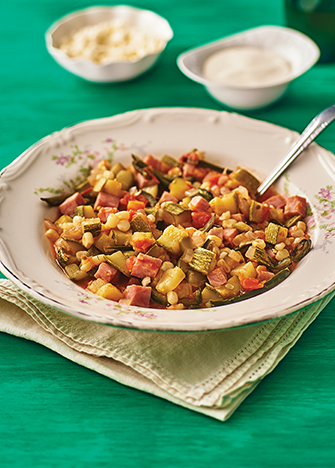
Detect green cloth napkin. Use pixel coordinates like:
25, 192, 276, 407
0, 279, 332, 421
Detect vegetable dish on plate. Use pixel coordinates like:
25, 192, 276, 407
42, 150, 311, 310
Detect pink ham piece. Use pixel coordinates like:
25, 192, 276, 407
97, 207, 118, 223
130, 253, 162, 279
94, 262, 120, 283
59, 192, 86, 216
94, 192, 119, 210
124, 285, 151, 307
231, 213, 245, 222
207, 267, 227, 287
159, 191, 178, 204
136, 173, 156, 189
222, 228, 238, 246
189, 195, 210, 212
182, 163, 196, 178
284, 196, 307, 218
144, 154, 161, 171
264, 194, 286, 209
256, 265, 274, 282
208, 227, 224, 240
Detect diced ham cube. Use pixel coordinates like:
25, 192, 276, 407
207, 267, 227, 287
59, 192, 86, 216
98, 207, 118, 223
189, 195, 210, 212
144, 154, 161, 171
130, 253, 162, 279
222, 228, 238, 246
127, 277, 141, 286
264, 194, 286, 209
136, 173, 156, 189
231, 213, 245, 222
284, 196, 307, 218
94, 262, 120, 283
94, 192, 119, 210
159, 191, 178, 204
208, 227, 224, 240
124, 285, 151, 307
182, 163, 196, 178
256, 265, 274, 282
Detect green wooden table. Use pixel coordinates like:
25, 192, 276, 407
1, 1, 335, 466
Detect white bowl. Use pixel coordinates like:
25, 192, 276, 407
45, 5, 173, 83
1, 108, 335, 332
177, 26, 320, 110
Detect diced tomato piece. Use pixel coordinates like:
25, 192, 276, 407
127, 209, 138, 221
120, 192, 148, 208
127, 200, 146, 211
240, 277, 263, 292
126, 255, 137, 273
179, 151, 200, 164
207, 174, 220, 185
132, 236, 155, 253
80, 187, 93, 197
191, 211, 212, 229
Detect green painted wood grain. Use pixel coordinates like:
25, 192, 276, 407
1, 1, 335, 466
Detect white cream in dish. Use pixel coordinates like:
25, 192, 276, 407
202, 46, 292, 87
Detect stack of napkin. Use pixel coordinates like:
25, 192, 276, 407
0, 279, 332, 421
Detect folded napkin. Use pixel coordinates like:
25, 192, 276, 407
0, 279, 333, 421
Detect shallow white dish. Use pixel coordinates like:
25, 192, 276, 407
1, 107, 335, 331
45, 5, 173, 83
177, 26, 320, 110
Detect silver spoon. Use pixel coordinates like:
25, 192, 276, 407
257, 104, 335, 197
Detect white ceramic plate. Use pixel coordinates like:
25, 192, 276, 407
1, 108, 335, 331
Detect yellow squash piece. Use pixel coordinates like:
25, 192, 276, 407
96, 284, 124, 301
157, 225, 189, 255
168, 178, 192, 200
210, 192, 238, 215
156, 266, 186, 294
104, 179, 123, 197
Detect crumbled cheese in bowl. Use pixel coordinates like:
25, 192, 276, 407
58, 21, 167, 64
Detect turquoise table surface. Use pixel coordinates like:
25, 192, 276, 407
1, 0, 335, 466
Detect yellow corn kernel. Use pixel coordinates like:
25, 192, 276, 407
105, 213, 119, 229
116, 211, 130, 220
167, 291, 178, 305
275, 249, 290, 261
82, 232, 94, 249
117, 220, 131, 232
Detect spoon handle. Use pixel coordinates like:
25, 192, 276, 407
257, 104, 335, 197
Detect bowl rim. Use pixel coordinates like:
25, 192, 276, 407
45, 4, 174, 68
1, 107, 335, 332
177, 24, 320, 91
